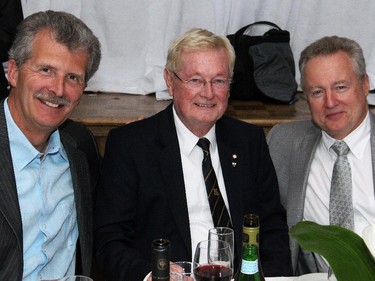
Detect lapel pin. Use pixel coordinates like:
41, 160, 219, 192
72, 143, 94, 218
232, 154, 237, 167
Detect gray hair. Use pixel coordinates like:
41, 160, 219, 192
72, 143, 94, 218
299, 36, 366, 90
9, 10, 101, 83
165, 28, 235, 77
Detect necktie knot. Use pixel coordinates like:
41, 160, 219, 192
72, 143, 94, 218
197, 137, 210, 153
331, 140, 350, 156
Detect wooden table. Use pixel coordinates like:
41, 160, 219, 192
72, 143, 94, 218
70, 92, 312, 155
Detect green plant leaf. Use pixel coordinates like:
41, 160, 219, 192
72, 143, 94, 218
289, 221, 375, 281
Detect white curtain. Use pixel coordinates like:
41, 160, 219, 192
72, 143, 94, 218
21, 0, 375, 96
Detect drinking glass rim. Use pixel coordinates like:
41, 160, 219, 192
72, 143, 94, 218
209, 227, 234, 234
197, 239, 231, 250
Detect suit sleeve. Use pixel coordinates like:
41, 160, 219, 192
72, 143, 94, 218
94, 128, 151, 281
256, 130, 293, 276
238, 124, 292, 277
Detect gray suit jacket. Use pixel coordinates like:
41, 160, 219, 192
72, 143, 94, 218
266, 112, 375, 275
0, 102, 101, 280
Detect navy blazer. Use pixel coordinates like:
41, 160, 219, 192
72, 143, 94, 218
95, 103, 292, 281
0, 101, 101, 280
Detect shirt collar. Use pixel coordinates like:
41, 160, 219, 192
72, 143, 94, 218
4, 99, 67, 171
172, 105, 217, 157
321, 111, 370, 159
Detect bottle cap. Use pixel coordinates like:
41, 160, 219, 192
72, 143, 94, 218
243, 214, 259, 228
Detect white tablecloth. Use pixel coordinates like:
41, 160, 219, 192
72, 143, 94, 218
144, 272, 328, 281
266, 273, 328, 281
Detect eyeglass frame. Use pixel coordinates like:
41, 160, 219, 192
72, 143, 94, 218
171, 71, 233, 92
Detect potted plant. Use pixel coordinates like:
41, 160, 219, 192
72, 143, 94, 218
289, 221, 375, 281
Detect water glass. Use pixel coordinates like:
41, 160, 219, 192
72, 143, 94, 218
208, 227, 234, 261
170, 261, 196, 281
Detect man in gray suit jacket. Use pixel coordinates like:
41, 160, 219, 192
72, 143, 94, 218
0, 11, 101, 280
267, 36, 375, 275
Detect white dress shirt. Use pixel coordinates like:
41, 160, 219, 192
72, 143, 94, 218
173, 106, 231, 261
304, 112, 375, 270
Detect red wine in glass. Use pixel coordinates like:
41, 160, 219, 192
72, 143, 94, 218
194, 264, 233, 281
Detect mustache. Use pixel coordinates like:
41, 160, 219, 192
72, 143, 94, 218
34, 92, 70, 106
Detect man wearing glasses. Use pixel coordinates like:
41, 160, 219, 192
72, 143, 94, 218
95, 28, 292, 281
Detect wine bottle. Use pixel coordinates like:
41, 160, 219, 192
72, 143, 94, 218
238, 243, 262, 281
242, 214, 259, 246
151, 238, 170, 281
239, 214, 265, 281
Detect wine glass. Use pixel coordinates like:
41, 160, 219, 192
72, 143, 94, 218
208, 227, 234, 263
193, 239, 233, 281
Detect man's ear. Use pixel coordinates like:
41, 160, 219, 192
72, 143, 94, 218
364, 74, 370, 96
7, 59, 19, 88
163, 68, 174, 97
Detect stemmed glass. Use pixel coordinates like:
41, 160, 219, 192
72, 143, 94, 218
208, 227, 234, 264
193, 239, 233, 281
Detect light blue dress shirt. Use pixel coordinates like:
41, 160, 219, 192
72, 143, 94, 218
4, 100, 78, 281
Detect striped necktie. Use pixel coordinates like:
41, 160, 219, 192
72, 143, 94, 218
197, 138, 232, 228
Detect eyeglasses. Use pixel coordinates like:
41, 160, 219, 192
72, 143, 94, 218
173, 72, 232, 92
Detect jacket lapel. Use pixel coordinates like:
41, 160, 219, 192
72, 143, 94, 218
215, 119, 244, 260
60, 129, 92, 275
0, 103, 23, 250
286, 127, 321, 228
287, 131, 321, 226
158, 105, 192, 257
286, 123, 321, 271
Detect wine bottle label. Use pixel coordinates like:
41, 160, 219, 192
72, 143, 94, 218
240, 259, 259, 275
152, 239, 170, 280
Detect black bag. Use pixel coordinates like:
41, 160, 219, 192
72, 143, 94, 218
227, 21, 298, 104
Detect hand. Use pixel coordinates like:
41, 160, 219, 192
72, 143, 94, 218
146, 262, 195, 281
170, 262, 195, 281
146, 263, 184, 281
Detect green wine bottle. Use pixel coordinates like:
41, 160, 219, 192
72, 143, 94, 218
243, 214, 259, 246
238, 243, 263, 281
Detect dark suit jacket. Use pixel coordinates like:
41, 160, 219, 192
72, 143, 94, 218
0, 102, 101, 280
0, 0, 23, 99
266, 112, 375, 275
95, 103, 292, 281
